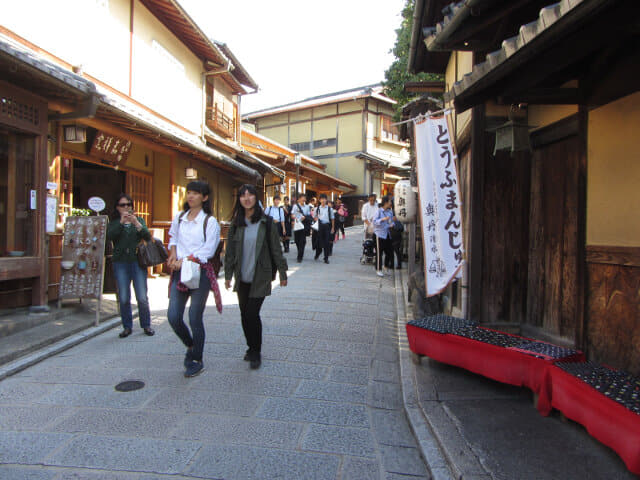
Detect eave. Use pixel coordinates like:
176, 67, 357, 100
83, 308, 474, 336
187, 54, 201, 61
444, 0, 640, 112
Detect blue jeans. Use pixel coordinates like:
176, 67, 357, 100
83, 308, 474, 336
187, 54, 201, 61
167, 271, 210, 362
113, 261, 151, 329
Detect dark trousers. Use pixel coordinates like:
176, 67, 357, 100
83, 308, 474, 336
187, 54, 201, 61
376, 235, 393, 271
237, 281, 265, 354
315, 223, 331, 260
168, 271, 210, 362
294, 229, 306, 260
311, 229, 318, 251
336, 220, 345, 237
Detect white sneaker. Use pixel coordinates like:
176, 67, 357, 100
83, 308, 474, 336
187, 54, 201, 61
376, 270, 384, 277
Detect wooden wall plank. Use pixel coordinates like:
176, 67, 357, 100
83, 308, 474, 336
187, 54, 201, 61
587, 262, 640, 375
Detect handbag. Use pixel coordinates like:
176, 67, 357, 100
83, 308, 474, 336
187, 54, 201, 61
293, 219, 304, 231
311, 220, 319, 231
137, 237, 168, 268
180, 259, 201, 289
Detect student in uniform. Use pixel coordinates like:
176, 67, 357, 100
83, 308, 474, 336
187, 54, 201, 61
313, 194, 335, 264
265, 195, 286, 251
291, 194, 311, 263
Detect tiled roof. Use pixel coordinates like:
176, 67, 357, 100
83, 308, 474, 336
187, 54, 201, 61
0, 34, 96, 95
244, 84, 395, 119
443, 0, 585, 105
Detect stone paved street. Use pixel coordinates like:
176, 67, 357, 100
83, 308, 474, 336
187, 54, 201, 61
0, 227, 429, 480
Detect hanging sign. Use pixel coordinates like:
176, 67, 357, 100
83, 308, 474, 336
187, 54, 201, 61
414, 113, 464, 297
89, 131, 132, 166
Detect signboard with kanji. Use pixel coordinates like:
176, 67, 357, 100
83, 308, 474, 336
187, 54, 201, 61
89, 132, 132, 166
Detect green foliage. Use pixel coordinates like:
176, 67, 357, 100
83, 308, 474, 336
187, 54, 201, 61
383, 0, 442, 118
71, 208, 92, 217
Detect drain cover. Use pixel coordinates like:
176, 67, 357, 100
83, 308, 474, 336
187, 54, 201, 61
115, 380, 145, 392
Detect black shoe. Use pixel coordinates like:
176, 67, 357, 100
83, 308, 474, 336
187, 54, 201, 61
184, 360, 204, 377
314, 254, 320, 260
143, 327, 155, 336
243, 349, 251, 361
297, 258, 302, 263
249, 354, 261, 370
118, 328, 132, 338
324, 259, 329, 264
184, 348, 194, 368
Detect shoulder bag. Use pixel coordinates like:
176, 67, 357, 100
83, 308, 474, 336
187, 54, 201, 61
137, 237, 168, 268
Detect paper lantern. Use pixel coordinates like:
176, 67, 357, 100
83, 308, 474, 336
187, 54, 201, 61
394, 180, 417, 223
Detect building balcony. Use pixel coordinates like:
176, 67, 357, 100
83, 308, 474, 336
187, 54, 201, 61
206, 104, 235, 139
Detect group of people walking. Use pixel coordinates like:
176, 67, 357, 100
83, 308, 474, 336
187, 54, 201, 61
264, 193, 348, 265
361, 193, 403, 277
107, 181, 287, 376
106, 181, 399, 379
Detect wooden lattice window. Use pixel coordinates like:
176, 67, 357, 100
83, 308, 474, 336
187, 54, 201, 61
126, 171, 152, 226
0, 81, 47, 135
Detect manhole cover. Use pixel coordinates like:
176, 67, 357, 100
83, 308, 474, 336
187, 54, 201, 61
115, 380, 145, 392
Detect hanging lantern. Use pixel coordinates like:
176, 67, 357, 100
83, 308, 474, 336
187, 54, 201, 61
394, 179, 417, 223
491, 120, 532, 155
185, 167, 198, 179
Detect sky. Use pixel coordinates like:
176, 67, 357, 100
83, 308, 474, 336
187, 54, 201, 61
180, 0, 406, 114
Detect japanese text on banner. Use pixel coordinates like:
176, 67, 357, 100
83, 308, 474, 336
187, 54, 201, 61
414, 114, 464, 297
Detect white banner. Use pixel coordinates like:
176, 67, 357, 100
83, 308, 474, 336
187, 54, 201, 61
414, 114, 464, 297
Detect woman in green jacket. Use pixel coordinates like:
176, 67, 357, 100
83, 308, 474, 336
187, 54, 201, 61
106, 194, 154, 338
224, 184, 288, 369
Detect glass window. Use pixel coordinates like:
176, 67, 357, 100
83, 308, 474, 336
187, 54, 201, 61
0, 130, 35, 257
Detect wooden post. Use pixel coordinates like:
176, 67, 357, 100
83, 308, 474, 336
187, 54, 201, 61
408, 222, 416, 279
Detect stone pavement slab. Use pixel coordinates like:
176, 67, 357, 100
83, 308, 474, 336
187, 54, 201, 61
0, 227, 431, 479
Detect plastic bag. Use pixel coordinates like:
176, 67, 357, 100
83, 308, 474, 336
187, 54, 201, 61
180, 259, 201, 289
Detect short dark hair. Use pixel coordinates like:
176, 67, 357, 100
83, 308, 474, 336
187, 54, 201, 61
273, 195, 281, 201
319, 193, 327, 200
381, 195, 391, 206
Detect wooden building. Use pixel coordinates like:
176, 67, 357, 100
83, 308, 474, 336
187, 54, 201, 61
409, 0, 640, 374
243, 85, 410, 218
242, 127, 356, 207
0, 0, 271, 309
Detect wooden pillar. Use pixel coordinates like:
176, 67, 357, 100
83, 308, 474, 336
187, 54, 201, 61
576, 105, 588, 353
467, 104, 486, 322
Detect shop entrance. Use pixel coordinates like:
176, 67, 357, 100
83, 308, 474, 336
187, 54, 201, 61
72, 159, 125, 294
73, 159, 125, 214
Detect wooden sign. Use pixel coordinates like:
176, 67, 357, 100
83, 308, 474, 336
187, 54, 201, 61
89, 132, 132, 166
59, 216, 108, 324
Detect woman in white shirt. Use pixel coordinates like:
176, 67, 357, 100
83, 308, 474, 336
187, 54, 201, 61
167, 181, 220, 377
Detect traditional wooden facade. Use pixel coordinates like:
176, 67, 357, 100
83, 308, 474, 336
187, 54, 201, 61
244, 85, 410, 220
409, 0, 640, 374
242, 127, 356, 207
0, 0, 266, 309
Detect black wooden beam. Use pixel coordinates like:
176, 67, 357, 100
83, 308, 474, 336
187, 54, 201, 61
497, 88, 584, 105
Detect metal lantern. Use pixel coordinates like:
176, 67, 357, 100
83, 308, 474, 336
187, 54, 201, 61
492, 120, 531, 155
185, 167, 198, 179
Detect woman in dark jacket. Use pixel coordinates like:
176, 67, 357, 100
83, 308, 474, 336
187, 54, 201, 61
224, 184, 288, 369
106, 193, 154, 338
